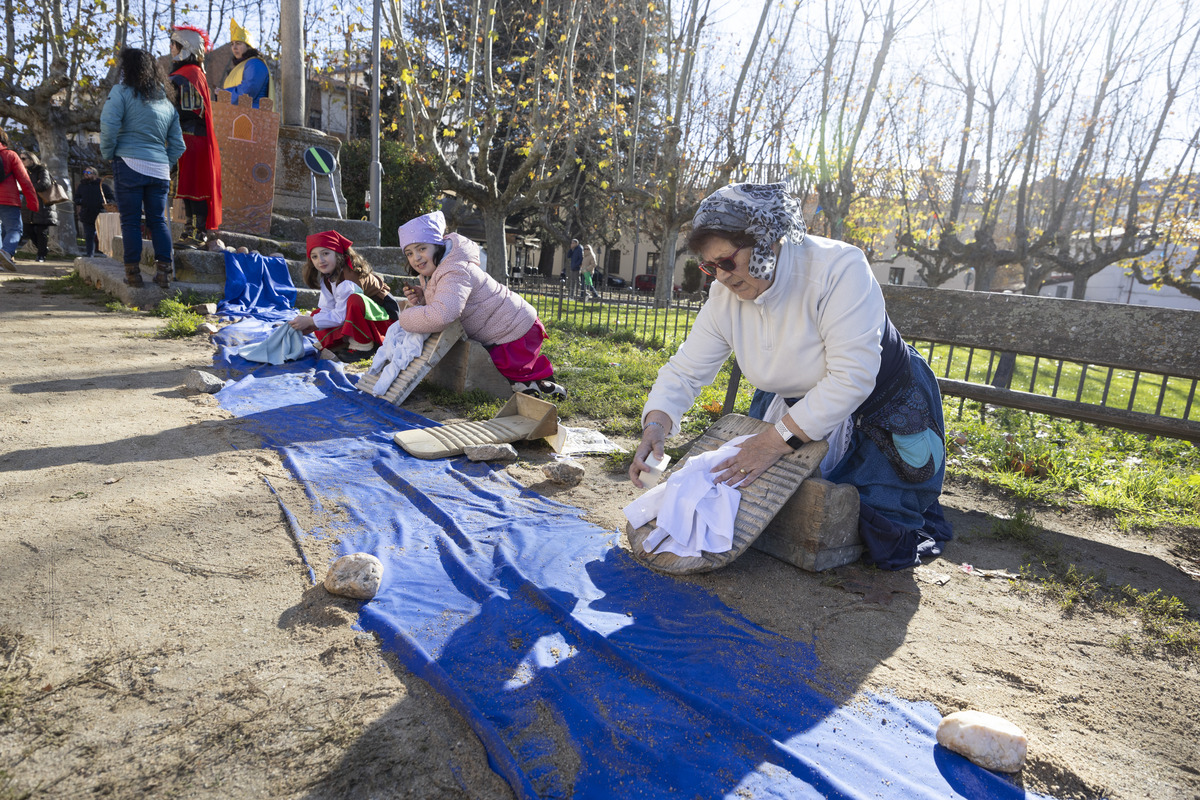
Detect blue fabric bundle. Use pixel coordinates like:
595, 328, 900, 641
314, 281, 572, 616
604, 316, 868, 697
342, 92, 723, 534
237, 322, 308, 365
219, 251, 297, 321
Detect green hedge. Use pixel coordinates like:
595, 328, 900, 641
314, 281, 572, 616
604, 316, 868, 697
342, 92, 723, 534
339, 140, 442, 247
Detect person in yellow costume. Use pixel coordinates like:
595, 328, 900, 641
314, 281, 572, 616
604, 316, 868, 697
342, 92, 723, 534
222, 20, 275, 108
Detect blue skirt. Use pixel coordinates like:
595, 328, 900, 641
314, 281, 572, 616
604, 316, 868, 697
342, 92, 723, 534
749, 349, 952, 570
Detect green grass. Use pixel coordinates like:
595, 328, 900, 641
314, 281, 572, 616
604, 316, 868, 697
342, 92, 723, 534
946, 403, 1200, 530
152, 297, 206, 338
537, 319, 757, 439
40, 271, 111, 303
916, 341, 1200, 422
1013, 558, 1200, 657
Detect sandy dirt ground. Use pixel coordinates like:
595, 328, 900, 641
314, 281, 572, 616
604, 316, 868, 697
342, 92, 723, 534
1, 259, 1197, 799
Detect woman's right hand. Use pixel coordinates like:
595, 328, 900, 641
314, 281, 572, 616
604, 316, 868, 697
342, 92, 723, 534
288, 314, 316, 333
629, 411, 671, 488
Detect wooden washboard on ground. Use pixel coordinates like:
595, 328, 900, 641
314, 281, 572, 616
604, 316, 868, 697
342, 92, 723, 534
626, 414, 828, 575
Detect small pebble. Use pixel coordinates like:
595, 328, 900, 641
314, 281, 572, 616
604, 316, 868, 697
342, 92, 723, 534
185, 370, 224, 394
542, 460, 585, 486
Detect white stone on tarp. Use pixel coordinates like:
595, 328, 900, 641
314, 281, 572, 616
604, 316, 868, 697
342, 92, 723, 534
324, 552, 384, 600
936, 710, 1028, 772
197, 322, 220, 335
185, 370, 225, 393
542, 460, 585, 486
464, 443, 519, 462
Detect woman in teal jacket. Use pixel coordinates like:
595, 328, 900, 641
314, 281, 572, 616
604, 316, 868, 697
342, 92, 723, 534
99, 48, 186, 288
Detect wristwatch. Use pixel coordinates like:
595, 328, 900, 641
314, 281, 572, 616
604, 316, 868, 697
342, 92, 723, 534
774, 418, 803, 450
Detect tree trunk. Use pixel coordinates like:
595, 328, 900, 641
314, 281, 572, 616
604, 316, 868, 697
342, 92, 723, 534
479, 204, 508, 283
32, 117, 77, 257
655, 221, 682, 308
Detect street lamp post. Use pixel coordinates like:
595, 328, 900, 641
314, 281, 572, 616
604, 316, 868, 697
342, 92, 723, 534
369, 0, 382, 228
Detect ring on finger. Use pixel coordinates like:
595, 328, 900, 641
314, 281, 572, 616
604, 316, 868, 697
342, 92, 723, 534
739, 468, 747, 474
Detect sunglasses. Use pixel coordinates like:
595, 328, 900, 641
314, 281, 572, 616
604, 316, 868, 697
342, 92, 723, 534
697, 245, 746, 277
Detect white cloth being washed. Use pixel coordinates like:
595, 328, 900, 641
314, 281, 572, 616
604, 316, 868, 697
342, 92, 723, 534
364, 323, 428, 397
623, 435, 752, 558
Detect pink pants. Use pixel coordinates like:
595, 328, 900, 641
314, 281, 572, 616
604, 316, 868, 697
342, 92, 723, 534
487, 319, 554, 382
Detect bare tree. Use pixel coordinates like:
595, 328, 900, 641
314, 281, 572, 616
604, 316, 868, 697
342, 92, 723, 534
897, 0, 1200, 298
615, 0, 797, 305
791, 0, 920, 252
893, 0, 1025, 290
387, 0, 621, 281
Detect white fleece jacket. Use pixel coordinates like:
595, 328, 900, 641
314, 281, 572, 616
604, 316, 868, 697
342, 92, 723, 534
643, 234, 886, 442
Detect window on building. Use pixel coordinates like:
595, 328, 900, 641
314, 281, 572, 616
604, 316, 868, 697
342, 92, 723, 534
1055, 284, 1068, 298
605, 250, 620, 276
231, 115, 253, 142
888, 267, 905, 285
307, 109, 323, 130
646, 252, 660, 276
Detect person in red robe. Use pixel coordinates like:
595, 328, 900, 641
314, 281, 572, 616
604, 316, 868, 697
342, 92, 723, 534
168, 26, 222, 249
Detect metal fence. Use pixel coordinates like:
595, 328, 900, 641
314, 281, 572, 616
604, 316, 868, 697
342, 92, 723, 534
517, 277, 705, 346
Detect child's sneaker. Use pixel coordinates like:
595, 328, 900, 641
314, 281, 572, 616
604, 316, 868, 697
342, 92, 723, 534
336, 345, 375, 363
513, 379, 567, 402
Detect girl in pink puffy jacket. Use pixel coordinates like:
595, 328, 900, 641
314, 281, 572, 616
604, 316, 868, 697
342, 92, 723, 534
396, 211, 567, 401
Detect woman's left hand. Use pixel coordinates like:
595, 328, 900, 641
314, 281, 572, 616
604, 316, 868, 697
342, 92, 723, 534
712, 429, 794, 487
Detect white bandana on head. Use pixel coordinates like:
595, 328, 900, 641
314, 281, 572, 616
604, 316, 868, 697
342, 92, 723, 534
691, 182, 806, 280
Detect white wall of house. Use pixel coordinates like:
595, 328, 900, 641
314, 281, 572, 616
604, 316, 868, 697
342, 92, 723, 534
545, 228, 688, 281
1037, 262, 1200, 310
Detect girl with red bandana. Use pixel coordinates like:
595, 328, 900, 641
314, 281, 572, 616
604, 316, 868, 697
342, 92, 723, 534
287, 230, 400, 362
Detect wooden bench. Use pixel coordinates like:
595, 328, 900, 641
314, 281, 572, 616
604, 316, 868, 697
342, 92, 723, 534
735, 286, 1200, 571
882, 285, 1200, 443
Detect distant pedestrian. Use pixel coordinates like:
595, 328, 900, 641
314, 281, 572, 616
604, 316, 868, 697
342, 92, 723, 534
0, 127, 40, 271
567, 238, 582, 299
580, 243, 600, 300
19, 151, 59, 262
100, 47, 186, 287
75, 167, 115, 257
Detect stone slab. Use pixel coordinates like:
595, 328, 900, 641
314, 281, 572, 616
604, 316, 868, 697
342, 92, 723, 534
302, 216, 381, 247
751, 477, 862, 572
424, 338, 514, 400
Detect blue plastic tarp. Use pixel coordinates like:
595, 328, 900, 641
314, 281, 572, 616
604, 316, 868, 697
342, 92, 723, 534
211, 323, 1056, 800
218, 251, 298, 321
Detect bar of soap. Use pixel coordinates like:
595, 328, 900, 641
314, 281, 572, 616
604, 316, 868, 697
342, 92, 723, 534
640, 452, 671, 487
936, 710, 1028, 772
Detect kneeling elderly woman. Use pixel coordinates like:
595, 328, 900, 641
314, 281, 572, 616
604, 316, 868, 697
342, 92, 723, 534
629, 183, 952, 570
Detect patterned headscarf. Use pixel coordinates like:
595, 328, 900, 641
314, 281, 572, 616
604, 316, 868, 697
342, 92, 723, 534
691, 182, 806, 280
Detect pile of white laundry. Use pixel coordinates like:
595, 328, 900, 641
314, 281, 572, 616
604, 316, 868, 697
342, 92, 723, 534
623, 435, 752, 558
363, 324, 429, 397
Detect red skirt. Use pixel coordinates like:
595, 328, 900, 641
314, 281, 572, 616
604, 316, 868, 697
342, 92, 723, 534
315, 294, 395, 350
